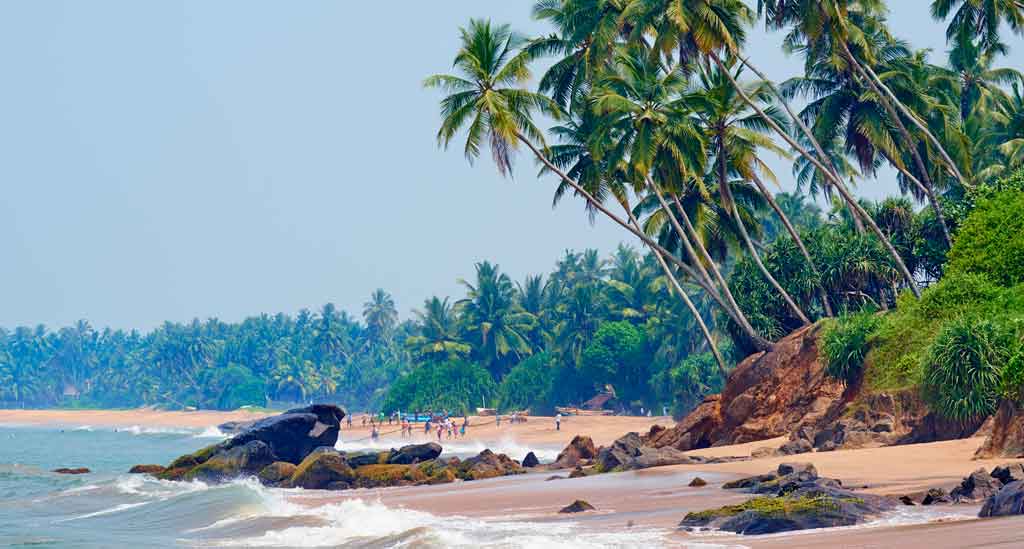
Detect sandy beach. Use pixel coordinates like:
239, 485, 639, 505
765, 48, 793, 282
6, 408, 1023, 547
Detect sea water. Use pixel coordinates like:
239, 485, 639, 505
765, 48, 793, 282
0, 426, 667, 548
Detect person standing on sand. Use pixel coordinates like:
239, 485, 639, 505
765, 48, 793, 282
436, 422, 443, 442
496, 414, 501, 427
555, 413, 561, 431
425, 419, 431, 435
347, 415, 353, 429
459, 421, 466, 438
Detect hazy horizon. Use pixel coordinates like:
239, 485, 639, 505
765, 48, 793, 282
2, 1, 1020, 331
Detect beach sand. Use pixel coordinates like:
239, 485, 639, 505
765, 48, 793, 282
7, 408, 1023, 547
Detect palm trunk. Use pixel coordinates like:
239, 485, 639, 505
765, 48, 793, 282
710, 52, 922, 298
515, 131, 768, 346
622, 204, 728, 378
841, 45, 954, 248
736, 54, 865, 233
749, 172, 834, 316
660, 184, 773, 350
716, 142, 810, 324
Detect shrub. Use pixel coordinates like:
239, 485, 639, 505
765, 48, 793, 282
497, 353, 555, 413
946, 190, 1024, 287
579, 321, 649, 400
1001, 346, 1024, 402
820, 313, 881, 385
863, 273, 1010, 391
651, 351, 727, 419
381, 360, 496, 414
922, 316, 1017, 421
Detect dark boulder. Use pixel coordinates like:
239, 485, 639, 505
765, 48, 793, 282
229, 404, 344, 465
559, 500, 596, 513
217, 420, 254, 435
258, 461, 297, 487
52, 468, 90, 475
595, 432, 694, 472
991, 463, 1024, 485
777, 463, 817, 477
723, 473, 777, 490
689, 477, 708, 487
288, 447, 354, 490
522, 452, 540, 468
388, 443, 442, 465
555, 436, 597, 468
899, 495, 916, 506
128, 464, 165, 475
568, 467, 587, 479
980, 480, 1024, 517
950, 468, 1001, 503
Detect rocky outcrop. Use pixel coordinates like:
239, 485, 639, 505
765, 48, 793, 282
52, 468, 90, 475
980, 480, 1024, 517
554, 436, 597, 468
950, 468, 1002, 503
128, 464, 165, 475
158, 405, 345, 483
976, 400, 1024, 459
522, 452, 540, 468
559, 500, 595, 513
456, 449, 524, 480
646, 325, 846, 451
595, 432, 694, 471
682, 463, 891, 535
792, 391, 984, 452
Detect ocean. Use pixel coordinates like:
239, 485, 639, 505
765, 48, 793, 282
0, 425, 669, 548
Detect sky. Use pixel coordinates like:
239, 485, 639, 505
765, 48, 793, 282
1, 1, 1021, 330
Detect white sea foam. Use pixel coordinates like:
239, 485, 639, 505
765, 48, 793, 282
122, 425, 194, 436
57, 501, 151, 522
194, 425, 228, 439
72, 425, 94, 432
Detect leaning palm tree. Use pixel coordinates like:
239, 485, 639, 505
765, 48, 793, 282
426, 17, 758, 359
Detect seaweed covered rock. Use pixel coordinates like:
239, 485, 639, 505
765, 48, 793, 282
288, 447, 354, 490
352, 464, 425, 488
387, 443, 442, 465
457, 449, 524, 480
184, 440, 276, 483
347, 452, 384, 468
52, 468, 90, 475
683, 464, 889, 535
555, 436, 597, 468
258, 461, 297, 487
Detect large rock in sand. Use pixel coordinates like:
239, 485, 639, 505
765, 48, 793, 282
182, 440, 276, 483
457, 449, 524, 480
554, 436, 597, 468
980, 480, 1024, 517
230, 404, 345, 464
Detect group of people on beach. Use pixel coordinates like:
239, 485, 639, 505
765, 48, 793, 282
422, 416, 467, 441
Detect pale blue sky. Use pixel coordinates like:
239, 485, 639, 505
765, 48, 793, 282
1, 1, 1019, 329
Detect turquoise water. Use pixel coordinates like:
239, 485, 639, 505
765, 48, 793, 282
0, 425, 672, 548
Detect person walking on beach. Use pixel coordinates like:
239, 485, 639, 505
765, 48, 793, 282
459, 421, 466, 438
347, 415, 353, 429
496, 414, 501, 428
555, 413, 562, 431
436, 422, 443, 442
371, 425, 379, 442
425, 419, 431, 435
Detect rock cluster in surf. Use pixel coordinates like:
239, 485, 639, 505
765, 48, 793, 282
130, 404, 525, 490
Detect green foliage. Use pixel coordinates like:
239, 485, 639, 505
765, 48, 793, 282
947, 190, 1024, 287
380, 360, 496, 414
1000, 346, 1024, 401
922, 316, 1019, 421
865, 273, 1021, 391
651, 350, 727, 419
820, 313, 882, 385
497, 353, 556, 413
579, 321, 648, 400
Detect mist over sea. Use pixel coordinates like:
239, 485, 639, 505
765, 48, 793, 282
0, 426, 667, 548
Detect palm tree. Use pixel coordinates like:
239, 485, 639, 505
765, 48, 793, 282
941, 28, 1024, 121
426, 17, 756, 357
456, 261, 537, 377
406, 296, 471, 363
363, 289, 398, 344
932, 0, 1024, 50
693, 60, 814, 323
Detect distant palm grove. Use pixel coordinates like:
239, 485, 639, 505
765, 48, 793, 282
5, 0, 1024, 418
